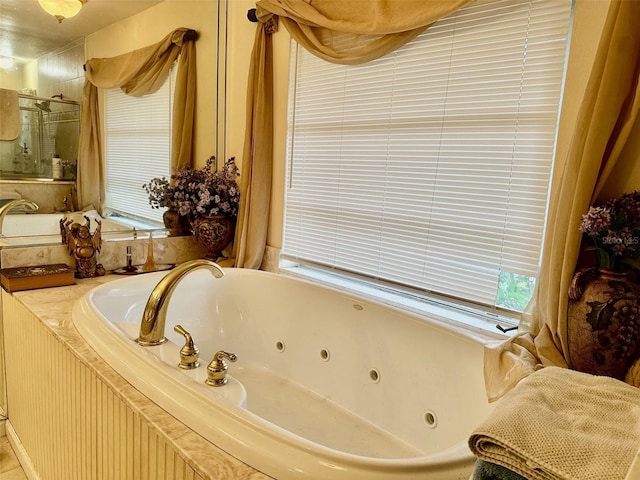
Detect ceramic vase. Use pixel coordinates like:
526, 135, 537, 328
191, 215, 235, 260
163, 209, 191, 237
568, 267, 640, 379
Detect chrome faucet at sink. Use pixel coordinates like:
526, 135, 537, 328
136, 258, 225, 346
0, 199, 39, 236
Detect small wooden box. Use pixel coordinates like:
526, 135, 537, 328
0, 264, 75, 292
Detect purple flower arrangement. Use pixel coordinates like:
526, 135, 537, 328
143, 156, 240, 222
579, 190, 640, 271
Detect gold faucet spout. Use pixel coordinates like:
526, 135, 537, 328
0, 199, 39, 235
136, 259, 225, 346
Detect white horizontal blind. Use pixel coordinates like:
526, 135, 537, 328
104, 67, 176, 224
283, 0, 572, 308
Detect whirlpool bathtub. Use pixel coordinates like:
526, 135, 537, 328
72, 266, 497, 479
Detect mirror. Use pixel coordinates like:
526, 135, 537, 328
0, 93, 78, 181
0, 1, 164, 185
0, 0, 226, 246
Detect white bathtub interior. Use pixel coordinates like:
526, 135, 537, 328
0, 210, 166, 247
73, 268, 496, 479
113, 318, 419, 459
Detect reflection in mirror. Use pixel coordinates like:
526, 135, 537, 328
0, 0, 218, 247
0, 209, 170, 249
0, 93, 78, 181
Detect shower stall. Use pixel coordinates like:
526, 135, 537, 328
0, 93, 79, 180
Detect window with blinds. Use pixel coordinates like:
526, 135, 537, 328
104, 66, 176, 224
282, 0, 573, 313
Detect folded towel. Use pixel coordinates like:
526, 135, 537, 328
0, 88, 20, 141
469, 366, 640, 480
472, 460, 527, 480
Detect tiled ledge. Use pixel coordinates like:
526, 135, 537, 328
0, 235, 208, 271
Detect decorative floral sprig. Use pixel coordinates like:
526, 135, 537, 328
143, 176, 176, 210
579, 190, 640, 271
143, 156, 240, 222
60, 159, 77, 179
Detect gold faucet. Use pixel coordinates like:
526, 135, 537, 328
206, 351, 238, 386
0, 199, 39, 235
174, 324, 200, 369
136, 259, 225, 346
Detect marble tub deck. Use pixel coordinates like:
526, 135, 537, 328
9, 275, 271, 480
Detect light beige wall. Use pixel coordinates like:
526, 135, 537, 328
85, 0, 219, 167
224, 0, 628, 252
225, 1, 255, 162
0, 66, 23, 91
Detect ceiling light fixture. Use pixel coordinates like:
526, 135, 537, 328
37, 0, 87, 23
0, 57, 15, 70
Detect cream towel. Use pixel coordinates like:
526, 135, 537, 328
469, 366, 640, 480
0, 88, 20, 141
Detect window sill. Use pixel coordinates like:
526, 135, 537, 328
279, 264, 515, 341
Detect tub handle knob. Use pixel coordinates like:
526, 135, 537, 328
174, 324, 200, 370
206, 350, 237, 387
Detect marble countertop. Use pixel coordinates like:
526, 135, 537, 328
10, 274, 272, 480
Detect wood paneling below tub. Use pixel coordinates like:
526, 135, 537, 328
3, 290, 207, 480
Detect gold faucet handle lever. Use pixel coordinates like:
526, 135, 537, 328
206, 350, 238, 387
174, 324, 200, 370
214, 350, 237, 363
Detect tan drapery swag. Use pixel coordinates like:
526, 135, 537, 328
234, 0, 473, 268
78, 28, 197, 209
484, 0, 640, 402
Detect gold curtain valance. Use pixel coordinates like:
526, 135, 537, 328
255, 0, 473, 65
78, 28, 198, 209
233, 1, 473, 268
84, 29, 197, 96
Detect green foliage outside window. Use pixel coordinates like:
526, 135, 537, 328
496, 271, 537, 313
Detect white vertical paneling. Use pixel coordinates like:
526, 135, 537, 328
133, 410, 142, 480
2, 291, 206, 480
141, 421, 150, 480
